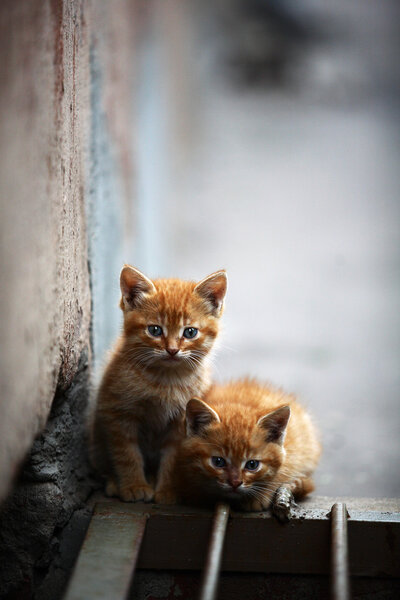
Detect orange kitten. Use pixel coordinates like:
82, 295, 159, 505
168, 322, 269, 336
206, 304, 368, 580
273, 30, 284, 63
91, 265, 227, 504
174, 379, 321, 512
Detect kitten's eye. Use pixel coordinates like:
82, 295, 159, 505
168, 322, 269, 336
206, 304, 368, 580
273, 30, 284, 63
148, 325, 163, 337
183, 327, 198, 339
211, 456, 226, 468
245, 460, 260, 471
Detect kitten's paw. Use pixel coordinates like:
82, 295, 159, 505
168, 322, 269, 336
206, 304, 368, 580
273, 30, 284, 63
154, 488, 177, 505
119, 484, 154, 503
105, 480, 118, 497
273, 486, 295, 522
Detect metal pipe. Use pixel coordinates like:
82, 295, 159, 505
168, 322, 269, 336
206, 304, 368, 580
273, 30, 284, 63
330, 502, 350, 600
199, 503, 230, 600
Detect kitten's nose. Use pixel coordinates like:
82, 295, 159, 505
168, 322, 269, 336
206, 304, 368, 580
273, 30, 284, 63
228, 467, 242, 490
229, 478, 243, 490
167, 347, 179, 356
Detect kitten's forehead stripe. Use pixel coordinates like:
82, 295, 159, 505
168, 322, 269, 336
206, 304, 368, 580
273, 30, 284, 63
123, 275, 220, 342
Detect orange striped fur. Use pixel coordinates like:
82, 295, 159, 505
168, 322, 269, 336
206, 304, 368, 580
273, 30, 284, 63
174, 379, 321, 511
91, 265, 227, 503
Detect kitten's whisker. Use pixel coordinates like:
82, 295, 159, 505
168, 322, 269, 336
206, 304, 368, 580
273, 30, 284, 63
251, 481, 277, 489
214, 342, 237, 354
184, 356, 203, 373
249, 483, 280, 495
249, 485, 278, 495
245, 488, 272, 503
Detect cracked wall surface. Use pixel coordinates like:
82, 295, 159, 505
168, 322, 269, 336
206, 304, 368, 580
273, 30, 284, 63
0, 352, 94, 599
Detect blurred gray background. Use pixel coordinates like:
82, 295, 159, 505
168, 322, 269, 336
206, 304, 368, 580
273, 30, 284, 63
96, 0, 400, 498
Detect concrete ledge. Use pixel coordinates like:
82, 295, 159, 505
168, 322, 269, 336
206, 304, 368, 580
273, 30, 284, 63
70, 496, 400, 578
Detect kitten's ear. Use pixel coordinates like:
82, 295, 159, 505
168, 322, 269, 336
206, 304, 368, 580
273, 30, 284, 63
186, 398, 220, 436
194, 270, 227, 316
120, 265, 156, 311
257, 405, 290, 446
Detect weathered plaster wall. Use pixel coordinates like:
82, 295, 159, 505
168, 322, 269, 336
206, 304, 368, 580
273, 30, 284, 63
0, 0, 91, 503
0, 0, 137, 597
0, 0, 137, 508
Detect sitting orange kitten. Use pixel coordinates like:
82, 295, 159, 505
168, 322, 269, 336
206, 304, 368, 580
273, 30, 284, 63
91, 265, 227, 504
174, 379, 321, 515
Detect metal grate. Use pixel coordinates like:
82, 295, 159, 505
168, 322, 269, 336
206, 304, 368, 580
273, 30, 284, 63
65, 496, 400, 600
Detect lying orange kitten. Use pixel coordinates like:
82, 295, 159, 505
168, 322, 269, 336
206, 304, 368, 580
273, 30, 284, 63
91, 265, 227, 503
174, 379, 321, 515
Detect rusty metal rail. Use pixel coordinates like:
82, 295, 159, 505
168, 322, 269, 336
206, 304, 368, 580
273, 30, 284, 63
330, 502, 350, 600
199, 503, 230, 600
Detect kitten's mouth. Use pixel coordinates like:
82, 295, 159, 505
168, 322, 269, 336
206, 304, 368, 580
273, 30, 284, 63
220, 484, 243, 497
161, 355, 181, 363
223, 489, 244, 503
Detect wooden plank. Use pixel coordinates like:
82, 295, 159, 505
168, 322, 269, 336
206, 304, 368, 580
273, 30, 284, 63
64, 506, 148, 600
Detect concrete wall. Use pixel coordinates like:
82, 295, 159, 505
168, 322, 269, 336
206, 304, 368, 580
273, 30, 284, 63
0, 1, 136, 597
0, 0, 91, 504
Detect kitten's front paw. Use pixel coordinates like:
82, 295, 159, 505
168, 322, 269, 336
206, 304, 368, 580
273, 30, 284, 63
154, 488, 177, 505
105, 480, 118, 497
119, 483, 154, 503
